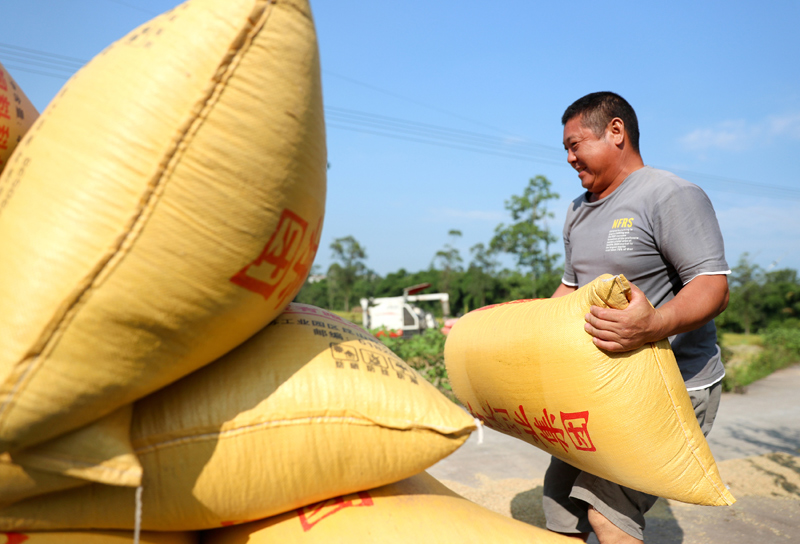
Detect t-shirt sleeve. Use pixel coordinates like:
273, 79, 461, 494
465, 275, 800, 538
653, 184, 729, 284
561, 215, 578, 286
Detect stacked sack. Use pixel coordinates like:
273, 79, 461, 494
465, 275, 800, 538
198, 472, 578, 544
0, 61, 39, 176
0, 532, 197, 544
445, 274, 735, 506
0, 0, 327, 458
0, 0, 486, 539
0, 304, 476, 531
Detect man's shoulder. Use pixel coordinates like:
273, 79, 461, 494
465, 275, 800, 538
637, 167, 702, 192
568, 192, 588, 208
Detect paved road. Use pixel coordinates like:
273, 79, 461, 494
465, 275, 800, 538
429, 364, 800, 543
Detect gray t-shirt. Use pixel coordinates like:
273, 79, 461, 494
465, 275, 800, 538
561, 166, 730, 389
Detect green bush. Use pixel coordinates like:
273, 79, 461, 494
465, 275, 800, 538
722, 326, 800, 392
375, 328, 455, 402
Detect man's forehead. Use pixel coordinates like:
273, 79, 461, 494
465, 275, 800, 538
564, 114, 602, 140
563, 120, 588, 145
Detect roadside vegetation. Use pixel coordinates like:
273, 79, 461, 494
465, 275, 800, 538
296, 176, 800, 397
721, 328, 800, 392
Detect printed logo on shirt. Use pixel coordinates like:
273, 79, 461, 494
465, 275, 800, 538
606, 217, 638, 252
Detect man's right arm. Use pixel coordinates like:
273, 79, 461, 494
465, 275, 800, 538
552, 283, 577, 298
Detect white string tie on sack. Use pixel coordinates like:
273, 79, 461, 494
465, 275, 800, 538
474, 417, 484, 445
133, 485, 143, 544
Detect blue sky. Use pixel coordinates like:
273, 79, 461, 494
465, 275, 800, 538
2, 0, 799, 281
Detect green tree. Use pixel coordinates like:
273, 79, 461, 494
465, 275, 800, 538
761, 268, 800, 329
463, 242, 499, 310
727, 253, 764, 335
327, 236, 368, 312
490, 175, 560, 297
431, 229, 464, 299
293, 276, 329, 308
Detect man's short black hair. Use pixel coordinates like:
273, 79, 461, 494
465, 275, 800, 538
562, 92, 640, 154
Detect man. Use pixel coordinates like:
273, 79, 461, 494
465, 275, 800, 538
546, 91, 730, 543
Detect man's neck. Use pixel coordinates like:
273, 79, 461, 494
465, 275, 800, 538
589, 155, 645, 202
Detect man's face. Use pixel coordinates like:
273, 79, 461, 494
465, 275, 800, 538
562, 116, 619, 197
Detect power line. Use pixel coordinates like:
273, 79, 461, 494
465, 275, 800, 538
0, 43, 86, 65
0, 42, 85, 80
326, 106, 564, 164
323, 69, 523, 139
98, 0, 160, 15
660, 167, 800, 201
327, 121, 567, 167
326, 107, 800, 200
0, 42, 797, 200
0, 64, 72, 80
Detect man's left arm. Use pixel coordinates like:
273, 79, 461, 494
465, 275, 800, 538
583, 274, 729, 352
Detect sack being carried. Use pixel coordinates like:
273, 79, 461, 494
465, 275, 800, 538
445, 274, 734, 506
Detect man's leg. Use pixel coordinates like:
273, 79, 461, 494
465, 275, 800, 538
570, 472, 658, 543
689, 380, 721, 437
579, 381, 722, 543
543, 456, 591, 540
587, 507, 642, 544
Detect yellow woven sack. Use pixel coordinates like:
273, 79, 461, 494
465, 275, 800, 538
9, 405, 141, 488
0, 455, 87, 509
0, 62, 38, 174
0, 0, 326, 453
0, 531, 196, 543
0, 304, 476, 531
200, 471, 576, 544
445, 274, 734, 506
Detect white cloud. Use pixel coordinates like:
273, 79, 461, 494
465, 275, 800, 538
768, 112, 800, 139
680, 120, 751, 152
715, 202, 800, 272
680, 112, 800, 152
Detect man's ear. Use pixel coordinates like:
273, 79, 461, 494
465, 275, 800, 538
607, 117, 626, 146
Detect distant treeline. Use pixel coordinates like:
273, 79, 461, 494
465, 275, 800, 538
295, 252, 799, 336
295, 175, 799, 335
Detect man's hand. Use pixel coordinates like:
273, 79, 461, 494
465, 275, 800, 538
583, 283, 666, 352
583, 274, 729, 353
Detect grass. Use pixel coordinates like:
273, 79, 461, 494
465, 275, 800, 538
721, 328, 800, 392
329, 310, 363, 325
720, 332, 763, 347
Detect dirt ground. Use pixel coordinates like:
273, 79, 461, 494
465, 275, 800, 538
439, 452, 800, 543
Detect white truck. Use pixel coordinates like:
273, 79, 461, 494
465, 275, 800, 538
360, 283, 450, 338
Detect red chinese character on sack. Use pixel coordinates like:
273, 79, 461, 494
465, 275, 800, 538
0, 95, 9, 120
512, 405, 543, 446
561, 410, 596, 452
492, 407, 523, 437
474, 400, 498, 428
0, 126, 9, 151
276, 216, 322, 307
230, 209, 308, 301
297, 491, 374, 531
533, 408, 570, 453
286, 303, 321, 316
3, 534, 30, 544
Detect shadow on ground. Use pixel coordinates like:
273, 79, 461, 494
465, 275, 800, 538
508, 486, 686, 544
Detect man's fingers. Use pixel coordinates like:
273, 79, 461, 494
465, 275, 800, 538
584, 322, 620, 342
592, 336, 626, 352
588, 304, 623, 323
